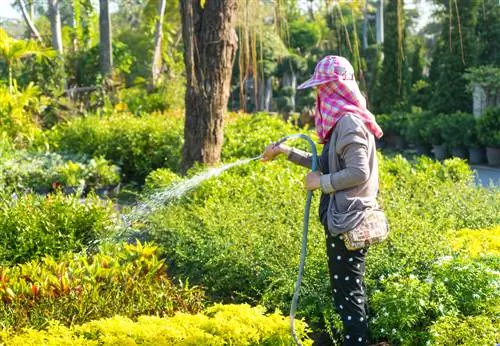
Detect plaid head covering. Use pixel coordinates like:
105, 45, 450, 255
297, 55, 383, 144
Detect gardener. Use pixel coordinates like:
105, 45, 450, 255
261, 55, 383, 346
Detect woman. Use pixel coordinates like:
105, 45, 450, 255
261, 55, 383, 345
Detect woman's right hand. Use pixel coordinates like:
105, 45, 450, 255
261, 143, 283, 162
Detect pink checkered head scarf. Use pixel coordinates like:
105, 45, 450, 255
297, 55, 383, 144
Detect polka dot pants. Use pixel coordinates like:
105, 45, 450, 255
325, 228, 369, 345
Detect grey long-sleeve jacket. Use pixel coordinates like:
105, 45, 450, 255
287, 114, 380, 235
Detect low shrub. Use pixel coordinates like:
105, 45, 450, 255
430, 256, 499, 316
0, 85, 44, 147
143, 168, 182, 192
404, 111, 433, 147
375, 112, 410, 138
440, 112, 476, 148
420, 114, 451, 146
450, 226, 500, 257
119, 86, 185, 115
222, 112, 313, 160
0, 192, 116, 265
0, 304, 311, 345
477, 107, 500, 148
0, 152, 120, 192
429, 315, 499, 346
0, 242, 204, 330
42, 112, 184, 183
369, 274, 455, 345
141, 147, 499, 344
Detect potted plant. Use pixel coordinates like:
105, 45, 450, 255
441, 112, 473, 160
85, 157, 121, 197
405, 111, 432, 156
422, 114, 449, 161
55, 161, 87, 195
477, 107, 500, 166
464, 118, 485, 164
381, 111, 409, 150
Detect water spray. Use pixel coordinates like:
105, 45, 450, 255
272, 134, 318, 346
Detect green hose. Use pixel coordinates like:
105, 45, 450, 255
272, 134, 318, 346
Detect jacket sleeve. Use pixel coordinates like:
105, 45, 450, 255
319, 117, 370, 193
286, 147, 324, 171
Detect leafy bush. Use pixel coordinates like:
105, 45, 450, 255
0, 242, 204, 330
429, 315, 499, 346
0, 192, 116, 265
139, 143, 499, 344
477, 107, 500, 148
223, 112, 314, 160
404, 111, 433, 147
0, 304, 312, 345
43, 112, 184, 183
430, 256, 499, 316
375, 112, 410, 138
0, 85, 44, 147
440, 112, 476, 148
420, 114, 451, 146
0, 152, 120, 192
450, 226, 500, 257
144, 168, 182, 192
369, 274, 455, 345
119, 86, 185, 115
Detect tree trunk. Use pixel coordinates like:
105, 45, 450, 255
99, 0, 113, 77
363, 0, 368, 49
376, 0, 384, 44
48, 0, 63, 54
18, 0, 42, 43
151, 0, 167, 89
180, 0, 238, 173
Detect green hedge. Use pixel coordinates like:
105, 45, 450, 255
41, 112, 184, 183
139, 148, 499, 344
0, 152, 120, 192
0, 242, 204, 330
41, 112, 310, 185
0, 192, 116, 265
0, 304, 312, 345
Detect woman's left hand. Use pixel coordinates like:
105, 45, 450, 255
305, 171, 321, 191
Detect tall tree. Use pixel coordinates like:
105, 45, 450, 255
0, 29, 54, 93
99, 0, 113, 77
429, 0, 480, 113
151, 0, 167, 88
180, 0, 238, 173
48, 0, 64, 54
17, 0, 42, 43
379, 0, 409, 112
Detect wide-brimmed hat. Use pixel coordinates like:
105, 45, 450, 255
297, 55, 351, 89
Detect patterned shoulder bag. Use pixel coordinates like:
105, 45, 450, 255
340, 209, 389, 251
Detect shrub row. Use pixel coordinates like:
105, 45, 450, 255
0, 304, 311, 345
376, 107, 500, 149
40, 112, 309, 184
40, 112, 184, 183
0, 242, 204, 330
0, 192, 116, 265
140, 151, 499, 344
0, 85, 44, 148
0, 151, 120, 193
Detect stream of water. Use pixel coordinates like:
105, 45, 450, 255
116, 156, 260, 239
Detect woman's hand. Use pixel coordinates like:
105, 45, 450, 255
261, 143, 291, 162
305, 171, 321, 191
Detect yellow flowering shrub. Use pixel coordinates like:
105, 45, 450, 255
0, 304, 312, 345
450, 225, 500, 257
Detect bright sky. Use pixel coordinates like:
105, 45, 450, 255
0, 2, 21, 19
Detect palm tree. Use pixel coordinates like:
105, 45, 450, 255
0, 29, 55, 94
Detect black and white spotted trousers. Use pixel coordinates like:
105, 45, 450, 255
325, 228, 369, 345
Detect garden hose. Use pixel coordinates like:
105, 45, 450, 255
272, 134, 318, 346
